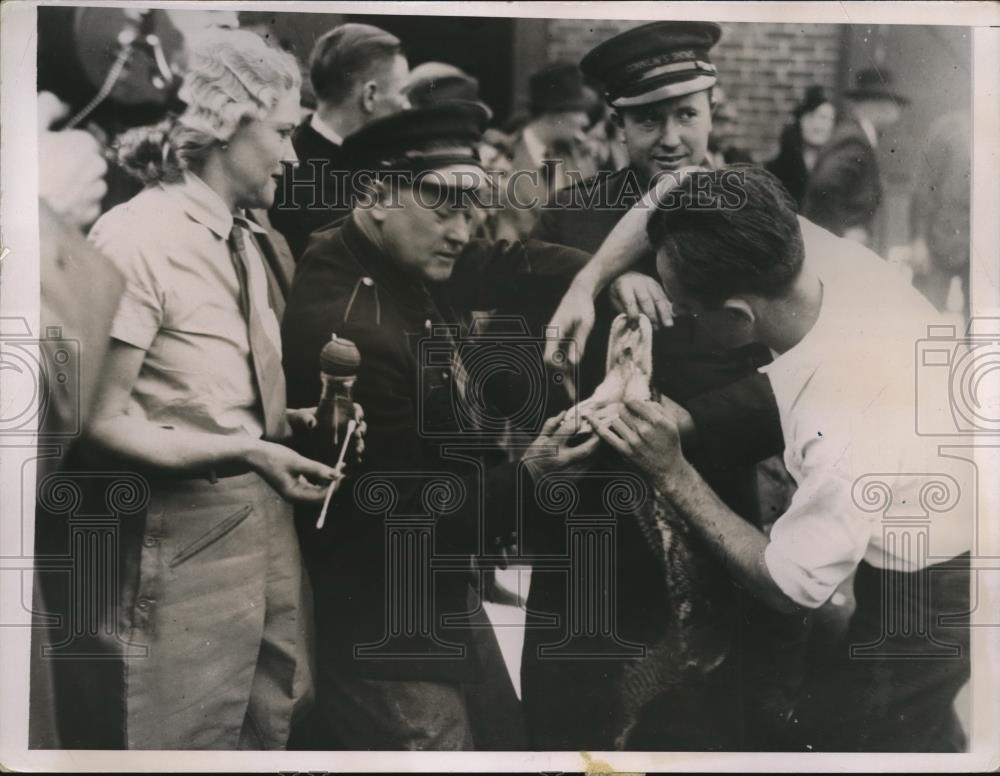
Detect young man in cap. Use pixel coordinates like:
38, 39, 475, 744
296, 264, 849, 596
801, 67, 909, 246
281, 101, 602, 750
530, 21, 799, 750
269, 23, 411, 259
587, 166, 971, 752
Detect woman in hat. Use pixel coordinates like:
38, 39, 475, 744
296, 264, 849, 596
82, 29, 351, 749
766, 86, 837, 207
801, 68, 910, 244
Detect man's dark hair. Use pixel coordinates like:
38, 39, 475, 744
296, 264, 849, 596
309, 23, 403, 106
647, 165, 805, 306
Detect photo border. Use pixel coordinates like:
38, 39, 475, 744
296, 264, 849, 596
1, 1, 997, 771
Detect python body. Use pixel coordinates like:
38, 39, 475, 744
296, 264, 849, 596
562, 314, 734, 748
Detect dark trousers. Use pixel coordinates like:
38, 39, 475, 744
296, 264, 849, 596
301, 588, 527, 751
796, 554, 970, 752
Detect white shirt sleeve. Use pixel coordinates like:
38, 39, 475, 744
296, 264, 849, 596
89, 207, 164, 351
763, 432, 875, 608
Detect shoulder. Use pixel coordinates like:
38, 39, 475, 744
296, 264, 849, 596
290, 227, 360, 303
285, 225, 391, 336
89, 185, 166, 235
291, 120, 343, 165
800, 215, 940, 325
88, 186, 178, 274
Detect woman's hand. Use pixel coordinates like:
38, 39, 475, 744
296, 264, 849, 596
286, 406, 318, 436
608, 271, 674, 329
245, 440, 342, 504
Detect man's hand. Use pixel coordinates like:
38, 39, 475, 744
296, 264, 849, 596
648, 166, 704, 204
609, 271, 674, 329
543, 282, 595, 402
351, 403, 368, 461
38, 92, 108, 229
586, 399, 693, 493
522, 411, 600, 481
246, 440, 343, 504
542, 166, 704, 400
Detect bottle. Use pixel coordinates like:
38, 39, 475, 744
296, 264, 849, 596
315, 334, 361, 456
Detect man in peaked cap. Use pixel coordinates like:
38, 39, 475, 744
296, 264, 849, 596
802, 67, 910, 246
529, 21, 809, 750
281, 101, 603, 750
537, 21, 735, 385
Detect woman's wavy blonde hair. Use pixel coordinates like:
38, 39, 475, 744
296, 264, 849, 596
117, 29, 301, 185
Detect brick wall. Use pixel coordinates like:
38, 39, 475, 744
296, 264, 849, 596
544, 19, 844, 162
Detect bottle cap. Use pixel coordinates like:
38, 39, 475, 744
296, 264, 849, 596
320, 335, 361, 377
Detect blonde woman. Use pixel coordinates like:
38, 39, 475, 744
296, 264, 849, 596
85, 30, 352, 749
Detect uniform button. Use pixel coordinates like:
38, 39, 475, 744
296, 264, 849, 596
143, 535, 159, 547
136, 597, 151, 610
441, 370, 450, 380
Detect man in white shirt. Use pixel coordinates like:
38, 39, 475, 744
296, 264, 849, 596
588, 165, 972, 751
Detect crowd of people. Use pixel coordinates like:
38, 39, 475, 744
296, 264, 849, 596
31, 11, 973, 754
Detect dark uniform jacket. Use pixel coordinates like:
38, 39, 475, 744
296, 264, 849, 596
525, 166, 794, 750
281, 216, 588, 683
801, 114, 883, 238
268, 119, 352, 262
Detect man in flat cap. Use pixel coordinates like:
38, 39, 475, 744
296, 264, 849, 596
802, 67, 909, 246
404, 61, 483, 108
269, 23, 411, 260
530, 21, 805, 750
281, 102, 606, 750
505, 61, 601, 237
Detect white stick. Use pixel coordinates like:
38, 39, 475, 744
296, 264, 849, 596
316, 418, 358, 530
